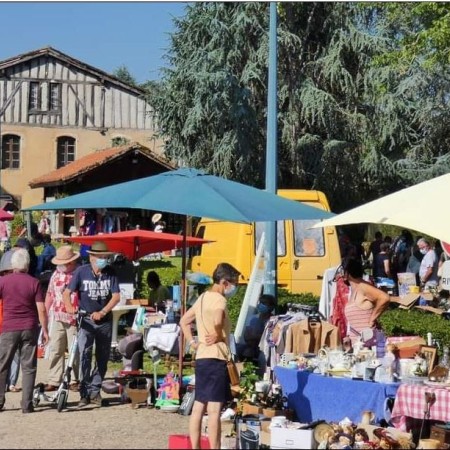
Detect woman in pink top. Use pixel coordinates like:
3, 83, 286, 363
42, 246, 80, 392
342, 258, 390, 344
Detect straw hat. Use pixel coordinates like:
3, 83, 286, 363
52, 245, 80, 265
86, 240, 114, 255
151, 213, 162, 224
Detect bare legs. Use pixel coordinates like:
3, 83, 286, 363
189, 400, 223, 449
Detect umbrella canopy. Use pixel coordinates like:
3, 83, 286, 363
312, 172, 450, 242
24, 168, 334, 222
0, 209, 14, 221
66, 229, 209, 261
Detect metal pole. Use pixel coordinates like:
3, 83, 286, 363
264, 2, 278, 299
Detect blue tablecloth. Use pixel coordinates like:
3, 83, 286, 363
274, 367, 400, 424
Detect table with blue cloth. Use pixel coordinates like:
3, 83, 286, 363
274, 367, 400, 424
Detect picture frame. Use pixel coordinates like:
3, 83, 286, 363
420, 345, 437, 374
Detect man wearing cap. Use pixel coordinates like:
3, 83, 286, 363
42, 245, 80, 393
63, 240, 120, 408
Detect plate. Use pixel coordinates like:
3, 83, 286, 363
160, 405, 179, 413
423, 380, 450, 388
326, 369, 351, 377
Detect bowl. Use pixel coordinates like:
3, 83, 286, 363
160, 404, 180, 413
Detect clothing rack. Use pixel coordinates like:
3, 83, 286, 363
286, 303, 323, 317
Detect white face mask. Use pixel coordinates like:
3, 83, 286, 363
57, 265, 67, 273
420, 248, 428, 255
224, 284, 237, 298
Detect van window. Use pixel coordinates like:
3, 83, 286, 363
254, 221, 286, 256
293, 219, 325, 257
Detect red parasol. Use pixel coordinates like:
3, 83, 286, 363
0, 209, 14, 221
67, 229, 209, 261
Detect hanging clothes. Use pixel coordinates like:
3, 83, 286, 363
330, 276, 350, 341
285, 319, 341, 354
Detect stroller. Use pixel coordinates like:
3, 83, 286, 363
32, 310, 88, 412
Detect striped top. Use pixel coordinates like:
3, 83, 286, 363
345, 290, 373, 342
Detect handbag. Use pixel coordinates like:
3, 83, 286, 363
200, 294, 240, 386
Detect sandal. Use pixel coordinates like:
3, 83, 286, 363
69, 381, 80, 392
9, 386, 22, 393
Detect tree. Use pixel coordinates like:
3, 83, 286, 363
112, 65, 138, 87
148, 2, 449, 212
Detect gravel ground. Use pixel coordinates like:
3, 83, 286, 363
0, 358, 190, 449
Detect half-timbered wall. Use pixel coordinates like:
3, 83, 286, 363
0, 55, 154, 130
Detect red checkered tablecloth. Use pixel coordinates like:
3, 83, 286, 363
391, 383, 450, 431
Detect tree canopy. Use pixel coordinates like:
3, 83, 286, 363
146, 2, 450, 213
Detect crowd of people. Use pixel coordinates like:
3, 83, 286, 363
341, 229, 445, 292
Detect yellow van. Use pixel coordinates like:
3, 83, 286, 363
189, 189, 341, 295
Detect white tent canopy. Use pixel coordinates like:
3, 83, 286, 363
313, 172, 450, 243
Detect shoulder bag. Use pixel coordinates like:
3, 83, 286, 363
200, 293, 240, 387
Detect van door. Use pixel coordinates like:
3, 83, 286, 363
290, 217, 330, 294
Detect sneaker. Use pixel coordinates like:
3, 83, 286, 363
77, 397, 90, 408
90, 394, 103, 407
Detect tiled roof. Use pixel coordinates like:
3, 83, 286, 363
29, 142, 175, 188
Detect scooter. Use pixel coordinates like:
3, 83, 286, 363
33, 309, 88, 412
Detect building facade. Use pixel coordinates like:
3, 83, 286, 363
0, 47, 163, 208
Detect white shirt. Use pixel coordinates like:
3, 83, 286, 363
419, 249, 439, 286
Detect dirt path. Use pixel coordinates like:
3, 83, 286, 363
0, 358, 189, 449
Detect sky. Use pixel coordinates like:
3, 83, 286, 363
0, 1, 189, 83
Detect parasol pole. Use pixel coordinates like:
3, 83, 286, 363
178, 214, 188, 392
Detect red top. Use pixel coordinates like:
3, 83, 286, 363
0, 272, 44, 333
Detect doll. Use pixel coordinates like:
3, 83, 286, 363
354, 428, 370, 448
336, 432, 353, 449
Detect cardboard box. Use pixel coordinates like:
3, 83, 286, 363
242, 402, 263, 416
262, 408, 294, 420
270, 427, 316, 449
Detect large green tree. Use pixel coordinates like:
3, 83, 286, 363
147, 2, 449, 212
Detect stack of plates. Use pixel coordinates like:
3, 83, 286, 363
160, 404, 179, 413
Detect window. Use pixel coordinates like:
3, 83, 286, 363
57, 136, 76, 168
293, 219, 325, 257
255, 221, 286, 256
1, 134, 21, 169
29, 81, 62, 112
49, 83, 61, 111
29, 82, 41, 110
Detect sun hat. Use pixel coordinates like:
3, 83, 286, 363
151, 213, 162, 224
0, 250, 14, 273
51, 245, 80, 265
86, 240, 114, 255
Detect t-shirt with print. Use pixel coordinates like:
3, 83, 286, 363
68, 264, 120, 318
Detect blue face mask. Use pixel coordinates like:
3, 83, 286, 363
96, 258, 108, 270
224, 284, 237, 298
257, 303, 271, 314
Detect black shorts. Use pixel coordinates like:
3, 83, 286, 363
194, 358, 231, 404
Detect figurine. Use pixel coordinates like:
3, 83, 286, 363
354, 428, 370, 448
336, 432, 354, 449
